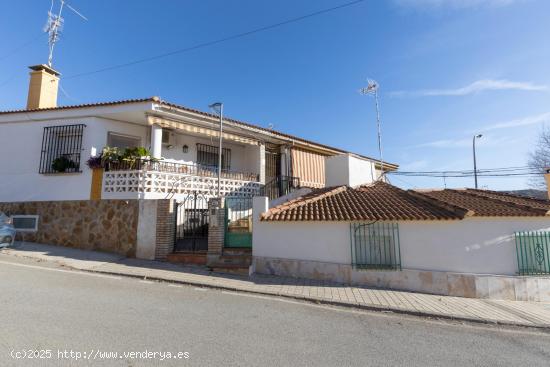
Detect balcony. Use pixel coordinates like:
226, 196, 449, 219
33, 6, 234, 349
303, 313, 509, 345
102, 159, 261, 200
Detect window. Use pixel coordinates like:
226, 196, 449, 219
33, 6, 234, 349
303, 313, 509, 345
196, 143, 231, 170
11, 215, 39, 232
107, 132, 141, 149
39, 124, 85, 174
350, 222, 401, 270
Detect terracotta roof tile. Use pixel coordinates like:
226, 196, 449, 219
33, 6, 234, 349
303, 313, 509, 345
261, 182, 550, 222
415, 189, 550, 217
261, 182, 461, 222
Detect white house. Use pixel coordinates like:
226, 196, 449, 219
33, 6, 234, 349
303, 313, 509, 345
0, 64, 397, 204
252, 162, 550, 302
0, 63, 399, 261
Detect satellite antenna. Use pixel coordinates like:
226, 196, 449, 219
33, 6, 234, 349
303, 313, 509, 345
44, 0, 88, 67
359, 79, 384, 179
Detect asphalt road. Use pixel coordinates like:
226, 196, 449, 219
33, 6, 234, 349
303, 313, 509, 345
1, 255, 550, 367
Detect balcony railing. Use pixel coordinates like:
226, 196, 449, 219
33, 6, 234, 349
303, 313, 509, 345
260, 175, 301, 201
102, 159, 261, 199
106, 159, 259, 182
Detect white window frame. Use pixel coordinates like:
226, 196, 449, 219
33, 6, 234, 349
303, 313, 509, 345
11, 215, 39, 232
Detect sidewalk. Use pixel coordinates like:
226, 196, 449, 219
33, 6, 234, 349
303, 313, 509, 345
3, 242, 550, 329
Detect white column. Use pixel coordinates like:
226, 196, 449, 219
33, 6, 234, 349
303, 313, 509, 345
257, 143, 266, 184
151, 124, 163, 159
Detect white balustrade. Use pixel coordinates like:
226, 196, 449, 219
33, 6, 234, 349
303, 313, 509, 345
102, 169, 261, 200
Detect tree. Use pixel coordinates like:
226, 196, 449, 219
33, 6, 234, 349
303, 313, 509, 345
528, 127, 550, 189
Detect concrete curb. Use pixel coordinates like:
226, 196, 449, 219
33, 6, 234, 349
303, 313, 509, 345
4, 249, 549, 331
78, 266, 550, 332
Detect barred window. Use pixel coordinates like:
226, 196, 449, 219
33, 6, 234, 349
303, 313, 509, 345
39, 124, 85, 174
350, 222, 401, 270
196, 143, 231, 170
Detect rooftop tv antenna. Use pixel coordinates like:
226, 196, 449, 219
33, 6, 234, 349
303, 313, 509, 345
44, 0, 88, 67
359, 79, 384, 179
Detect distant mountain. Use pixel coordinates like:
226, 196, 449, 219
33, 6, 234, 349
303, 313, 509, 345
501, 189, 548, 200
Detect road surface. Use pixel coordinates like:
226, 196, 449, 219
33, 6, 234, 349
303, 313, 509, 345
1, 255, 549, 366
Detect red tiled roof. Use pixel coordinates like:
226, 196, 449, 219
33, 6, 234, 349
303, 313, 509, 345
0, 97, 398, 169
261, 182, 550, 222
261, 182, 462, 222
418, 189, 550, 217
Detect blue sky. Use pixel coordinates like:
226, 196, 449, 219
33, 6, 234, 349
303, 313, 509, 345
1, 0, 549, 190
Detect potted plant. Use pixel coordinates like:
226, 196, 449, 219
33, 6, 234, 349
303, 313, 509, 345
52, 156, 77, 173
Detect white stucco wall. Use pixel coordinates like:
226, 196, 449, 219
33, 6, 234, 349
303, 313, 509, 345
136, 200, 158, 260
0, 112, 265, 202
252, 199, 550, 276
161, 132, 260, 176
399, 218, 550, 275
252, 196, 351, 264
0, 116, 147, 202
325, 154, 379, 187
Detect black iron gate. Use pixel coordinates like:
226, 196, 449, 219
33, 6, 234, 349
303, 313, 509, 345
174, 193, 209, 252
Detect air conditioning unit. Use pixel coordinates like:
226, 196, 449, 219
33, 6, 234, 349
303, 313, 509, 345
162, 130, 175, 146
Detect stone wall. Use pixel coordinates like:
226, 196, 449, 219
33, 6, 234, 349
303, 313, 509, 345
0, 199, 153, 258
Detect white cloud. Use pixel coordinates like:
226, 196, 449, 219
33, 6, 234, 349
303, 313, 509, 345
413, 138, 472, 148
393, 0, 520, 9
413, 135, 518, 149
481, 111, 550, 131
391, 79, 547, 97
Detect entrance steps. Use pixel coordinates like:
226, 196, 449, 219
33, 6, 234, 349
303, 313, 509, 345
209, 248, 251, 275
166, 251, 207, 266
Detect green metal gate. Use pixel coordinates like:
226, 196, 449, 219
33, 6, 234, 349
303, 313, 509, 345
350, 222, 401, 270
515, 231, 550, 275
224, 197, 253, 248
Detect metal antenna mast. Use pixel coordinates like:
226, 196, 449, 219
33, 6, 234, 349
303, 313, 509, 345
359, 79, 384, 179
44, 0, 88, 67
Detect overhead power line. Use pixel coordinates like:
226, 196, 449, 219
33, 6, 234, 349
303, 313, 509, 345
0, 33, 45, 62
388, 165, 542, 179
65, 0, 366, 80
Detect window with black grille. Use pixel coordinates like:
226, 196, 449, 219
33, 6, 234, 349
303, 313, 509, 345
196, 143, 231, 170
39, 124, 85, 174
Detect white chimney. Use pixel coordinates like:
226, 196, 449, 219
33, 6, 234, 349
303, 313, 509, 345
26, 64, 60, 110
325, 154, 380, 187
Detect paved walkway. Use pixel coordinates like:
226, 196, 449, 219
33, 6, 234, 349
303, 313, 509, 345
3, 242, 550, 329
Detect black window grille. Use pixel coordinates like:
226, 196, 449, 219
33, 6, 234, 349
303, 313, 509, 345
39, 124, 85, 174
196, 143, 231, 170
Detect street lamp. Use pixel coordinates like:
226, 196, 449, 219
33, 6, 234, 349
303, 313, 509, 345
359, 79, 384, 180
209, 102, 224, 197
473, 134, 483, 189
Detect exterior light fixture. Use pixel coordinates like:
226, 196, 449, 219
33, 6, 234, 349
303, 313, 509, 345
182, 144, 189, 153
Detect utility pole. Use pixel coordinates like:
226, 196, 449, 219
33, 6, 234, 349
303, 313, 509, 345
209, 102, 224, 197
473, 134, 482, 189
359, 79, 384, 179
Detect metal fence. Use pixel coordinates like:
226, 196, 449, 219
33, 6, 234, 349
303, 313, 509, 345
515, 231, 550, 275
174, 193, 209, 252
224, 197, 253, 248
107, 159, 259, 182
350, 222, 401, 270
260, 175, 300, 200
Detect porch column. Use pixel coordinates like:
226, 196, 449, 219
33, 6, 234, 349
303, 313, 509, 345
257, 143, 266, 184
151, 124, 163, 159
